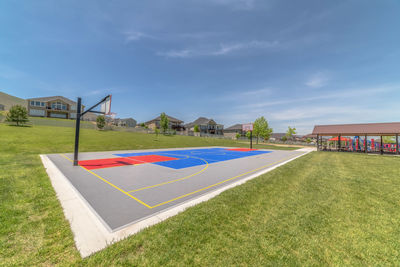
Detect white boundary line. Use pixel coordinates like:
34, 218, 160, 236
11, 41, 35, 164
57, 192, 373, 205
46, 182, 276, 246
40, 147, 315, 258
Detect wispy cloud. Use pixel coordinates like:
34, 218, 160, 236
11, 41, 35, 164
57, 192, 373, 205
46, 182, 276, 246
206, 0, 256, 10
305, 72, 330, 88
123, 31, 154, 42
238, 84, 398, 109
158, 40, 279, 58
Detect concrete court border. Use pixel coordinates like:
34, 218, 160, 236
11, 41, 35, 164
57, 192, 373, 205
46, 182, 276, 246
40, 147, 315, 257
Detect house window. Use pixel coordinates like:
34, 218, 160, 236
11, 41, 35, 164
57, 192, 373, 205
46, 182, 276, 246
35, 101, 40, 106
30, 101, 35, 106
41, 102, 45, 107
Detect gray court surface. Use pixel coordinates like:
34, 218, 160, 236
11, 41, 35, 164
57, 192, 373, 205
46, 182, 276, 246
46, 147, 305, 232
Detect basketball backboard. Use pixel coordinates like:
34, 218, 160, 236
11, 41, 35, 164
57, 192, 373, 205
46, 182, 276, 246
242, 123, 253, 131
100, 95, 112, 115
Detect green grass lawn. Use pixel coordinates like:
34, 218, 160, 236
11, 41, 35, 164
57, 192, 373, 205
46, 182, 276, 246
1, 123, 400, 265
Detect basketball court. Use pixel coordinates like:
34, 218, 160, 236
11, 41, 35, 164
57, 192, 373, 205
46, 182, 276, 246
40, 95, 314, 256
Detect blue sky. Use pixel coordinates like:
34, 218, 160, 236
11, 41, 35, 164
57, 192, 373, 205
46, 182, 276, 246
1, 0, 400, 134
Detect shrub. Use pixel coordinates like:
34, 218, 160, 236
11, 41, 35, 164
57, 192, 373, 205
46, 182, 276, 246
6, 105, 29, 126
96, 115, 106, 130
236, 133, 241, 139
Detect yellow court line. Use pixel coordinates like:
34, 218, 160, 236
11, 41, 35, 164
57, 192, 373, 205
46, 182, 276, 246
60, 151, 302, 210
127, 157, 209, 193
150, 153, 301, 208
60, 154, 152, 209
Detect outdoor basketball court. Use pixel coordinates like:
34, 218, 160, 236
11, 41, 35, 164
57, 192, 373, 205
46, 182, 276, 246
45, 147, 308, 230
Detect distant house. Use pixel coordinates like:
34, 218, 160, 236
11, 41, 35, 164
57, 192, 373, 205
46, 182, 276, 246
145, 114, 184, 131
223, 124, 244, 139
81, 112, 98, 122
301, 134, 317, 142
114, 118, 137, 127
270, 133, 302, 141
185, 117, 223, 135
27, 96, 84, 119
0, 104, 4, 111
270, 133, 286, 141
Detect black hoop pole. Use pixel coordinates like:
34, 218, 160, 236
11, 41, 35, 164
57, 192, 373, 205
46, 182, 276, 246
250, 131, 253, 149
73, 97, 82, 166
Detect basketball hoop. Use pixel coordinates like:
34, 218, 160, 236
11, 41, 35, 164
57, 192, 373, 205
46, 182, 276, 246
242, 123, 253, 132
100, 95, 112, 115
73, 94, 112, 166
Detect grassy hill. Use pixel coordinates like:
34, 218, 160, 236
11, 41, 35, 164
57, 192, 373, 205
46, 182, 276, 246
0, 91, 27, 110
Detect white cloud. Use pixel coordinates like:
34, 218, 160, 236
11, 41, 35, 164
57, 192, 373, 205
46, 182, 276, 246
158, 40, 279, 58
206, 0, 256, 10
123, 31, 154, 42
305, 72, 330, 88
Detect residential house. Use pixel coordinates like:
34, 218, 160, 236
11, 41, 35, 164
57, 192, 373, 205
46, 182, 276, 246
269, 133, 286, 141
185, 117, 223, 135
223, 124, 244, 139
114, 118, 137, 127
145, 114, 185, 131
27, 96, 84, 119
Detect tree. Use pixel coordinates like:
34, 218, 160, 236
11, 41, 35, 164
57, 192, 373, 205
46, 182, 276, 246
285, 126, 297, 140
160, 112, 169, 134
194, 124, 200, 133
253, 116, 273, 144
155, 128, 160, 139
140, 122, 145, 127
6, 105, 29, 126
281, 135, 288, 142
382, 136, 395, 143
246, 131, 252, 140
235, 133, 241, 140
96, 115, 105, 130
306, 138, 311, 144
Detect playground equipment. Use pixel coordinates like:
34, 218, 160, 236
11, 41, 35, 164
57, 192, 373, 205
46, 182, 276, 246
326, 136, 400, 153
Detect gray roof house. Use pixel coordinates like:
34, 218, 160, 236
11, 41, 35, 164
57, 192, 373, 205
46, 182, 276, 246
185, 117, 223, 135
223, 124, 244, 138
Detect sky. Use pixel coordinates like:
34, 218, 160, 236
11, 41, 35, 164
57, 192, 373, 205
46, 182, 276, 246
1, 0, 400, 134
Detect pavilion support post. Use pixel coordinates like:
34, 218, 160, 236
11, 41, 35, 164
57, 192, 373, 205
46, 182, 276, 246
380, 136, 383, 155
338, 135, 341, 152
364, 135, 367, 153
396, 134, 399, 155
317, 134, 320, 151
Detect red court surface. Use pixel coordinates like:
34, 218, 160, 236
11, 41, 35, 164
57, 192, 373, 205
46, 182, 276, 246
226, 148, 259, 152
79, 155, 177, 170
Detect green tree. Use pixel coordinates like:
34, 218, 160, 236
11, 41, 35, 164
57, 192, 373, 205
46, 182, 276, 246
246, 131, 252, 140
306, 138, 311, 144
160, 112, 169, 134
235, 133, 241, 140
285, 126, 297, 140
140, 122, 145, 127
155, 128, 160, 139
194, 124, 200, 133
281, 135, 288, 142
6, 105, 29, 126
253, 116, 273, 144
382, 136, 395, 143
96, 115, 105, 130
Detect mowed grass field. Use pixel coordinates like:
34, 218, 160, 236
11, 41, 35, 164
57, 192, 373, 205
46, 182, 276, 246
1, 124, 400, 265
